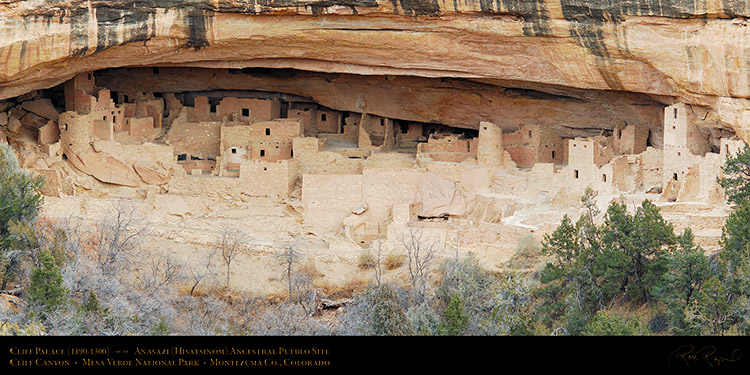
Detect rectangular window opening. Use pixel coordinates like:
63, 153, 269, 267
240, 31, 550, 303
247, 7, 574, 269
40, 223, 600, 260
242, 108, 249, 117
265, 128, 271, 136
574, 170, 579, 179
260, 150, 265, 157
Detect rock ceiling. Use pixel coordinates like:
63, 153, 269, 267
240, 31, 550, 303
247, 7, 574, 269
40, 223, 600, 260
0, 1, 748, 138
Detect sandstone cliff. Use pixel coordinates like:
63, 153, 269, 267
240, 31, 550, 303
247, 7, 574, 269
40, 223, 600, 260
0, 1, 748, 138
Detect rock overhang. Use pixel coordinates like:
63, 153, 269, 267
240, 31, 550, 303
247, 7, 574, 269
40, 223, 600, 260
0, 0, 748, 138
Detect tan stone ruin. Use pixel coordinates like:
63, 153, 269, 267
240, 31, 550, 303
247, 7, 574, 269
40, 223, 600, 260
1, 66, 746, 268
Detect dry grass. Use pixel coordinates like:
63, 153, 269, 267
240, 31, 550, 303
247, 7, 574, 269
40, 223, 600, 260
263, 291, 289, 305
177, 283, 228, 298
315, 278, 369, 299
358, 251, 376, 270
384, 252, 405, 270
298, 260, 324, 279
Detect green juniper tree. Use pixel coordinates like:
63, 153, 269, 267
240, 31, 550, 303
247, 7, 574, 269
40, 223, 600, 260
0, 143, 44, 289
685, 275, 734, 335
27, 250, 68, 319
438, 293, 469, 336
598, 200, 676, 304
719, 199, 750, 276
669, 141, 750, 335
712, 199, 750, 334
537, 187, 682, 335
655, 228, 713, 334
537, 206, 604, 334
712, 145, 750, 334
581, 310, 649, 336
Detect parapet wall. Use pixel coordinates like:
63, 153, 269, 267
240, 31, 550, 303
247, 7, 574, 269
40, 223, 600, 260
239, 159, 298, 197
169, 159, 297, 198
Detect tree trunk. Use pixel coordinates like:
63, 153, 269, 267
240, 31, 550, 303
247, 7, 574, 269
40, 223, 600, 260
287, 264, 293, 300
226, 262, 231, 289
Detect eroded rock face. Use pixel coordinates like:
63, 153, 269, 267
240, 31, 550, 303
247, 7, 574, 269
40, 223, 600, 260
133, 161, 171, 186
72, 147, 143, 187
0, 1, 748, 137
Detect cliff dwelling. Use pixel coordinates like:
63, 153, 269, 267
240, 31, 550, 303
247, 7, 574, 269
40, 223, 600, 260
1, 65, 743, 249
1, 0, 749, 313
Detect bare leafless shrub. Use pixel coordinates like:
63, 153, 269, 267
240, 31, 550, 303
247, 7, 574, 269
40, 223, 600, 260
361, 240, 386, 287
290, 271, 318, 316
225, 292, 264, 334
274, 240, 330, 316
170, 294, 234, 335
251, 303, 333, 336
397, 225, 440, 303
186, 248, 218, 296
46, 202, 181, 335
91, 201, 147, 277
136, 253, 183, 295
275, 238, 300, 302
218, 228, 248, 290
